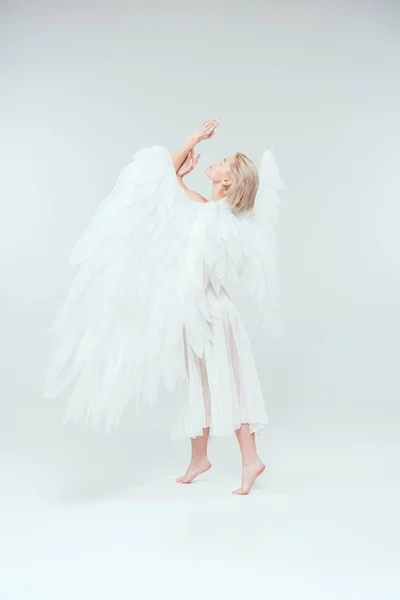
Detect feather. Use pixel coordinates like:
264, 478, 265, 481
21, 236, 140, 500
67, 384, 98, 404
43, 144, 286, 433
238, 149, 287, 340
44, 145, 209, 433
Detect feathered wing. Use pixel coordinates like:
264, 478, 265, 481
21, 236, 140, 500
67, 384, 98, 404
238, 149, 287, 339
43, 145, 213, 433
44, 144, 286, 433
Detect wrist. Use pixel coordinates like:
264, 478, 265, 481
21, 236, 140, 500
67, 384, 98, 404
188, 135, 200, 147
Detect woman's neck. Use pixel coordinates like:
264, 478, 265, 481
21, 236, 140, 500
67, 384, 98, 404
211, 183, 226, 201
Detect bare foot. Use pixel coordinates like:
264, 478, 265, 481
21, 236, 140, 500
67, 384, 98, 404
176, 459, 212, 484
232, 460, 265, 495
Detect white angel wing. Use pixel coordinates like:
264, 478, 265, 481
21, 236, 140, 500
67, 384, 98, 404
43, 145, 213, 433
238, 149, 286, 339
44, 144, 285, 433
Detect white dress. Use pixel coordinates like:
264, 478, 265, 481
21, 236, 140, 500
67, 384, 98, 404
43, 145, 285, 439
174, 281, 268, 439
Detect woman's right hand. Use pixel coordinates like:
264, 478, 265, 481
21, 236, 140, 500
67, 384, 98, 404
192, 118, 220, 143
177, 149, 200, 177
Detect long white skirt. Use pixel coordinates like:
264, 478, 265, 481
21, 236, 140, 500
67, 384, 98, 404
172, 284, 269, 440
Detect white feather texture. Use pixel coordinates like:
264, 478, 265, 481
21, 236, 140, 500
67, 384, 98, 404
239, 148, 287, 340
43, 144, 285, 436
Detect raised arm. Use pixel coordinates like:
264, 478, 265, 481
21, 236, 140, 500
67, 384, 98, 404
177, 169, 207, 203
171, 119, 219, 172
171, 136, 199, 172
172, 119, 220, 203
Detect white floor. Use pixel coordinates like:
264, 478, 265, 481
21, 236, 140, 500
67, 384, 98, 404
1, 417, 399, 600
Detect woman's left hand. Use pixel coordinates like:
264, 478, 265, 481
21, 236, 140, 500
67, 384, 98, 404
177, 149, 201, 177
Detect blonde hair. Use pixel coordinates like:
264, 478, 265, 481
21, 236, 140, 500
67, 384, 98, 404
224, 152, 259, 215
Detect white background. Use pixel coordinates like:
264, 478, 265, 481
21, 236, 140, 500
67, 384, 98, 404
1, 1, 399, 598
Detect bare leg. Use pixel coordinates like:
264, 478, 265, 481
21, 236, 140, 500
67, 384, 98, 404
176, 427, 212, 484
232, 423, 265, 495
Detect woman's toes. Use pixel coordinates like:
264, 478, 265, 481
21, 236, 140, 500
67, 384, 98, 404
176, 476, 189, 484
232, 488, 247, 495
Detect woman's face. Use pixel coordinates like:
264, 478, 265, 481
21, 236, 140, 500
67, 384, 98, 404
204, 156, 235, 183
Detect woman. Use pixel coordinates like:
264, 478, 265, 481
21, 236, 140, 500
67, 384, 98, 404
44, 118, 285, 495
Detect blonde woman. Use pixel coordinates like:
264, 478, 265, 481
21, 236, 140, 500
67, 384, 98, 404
44, 118, 285, 495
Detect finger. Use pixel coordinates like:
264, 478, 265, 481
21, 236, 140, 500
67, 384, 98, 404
207, 120, 218, 131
